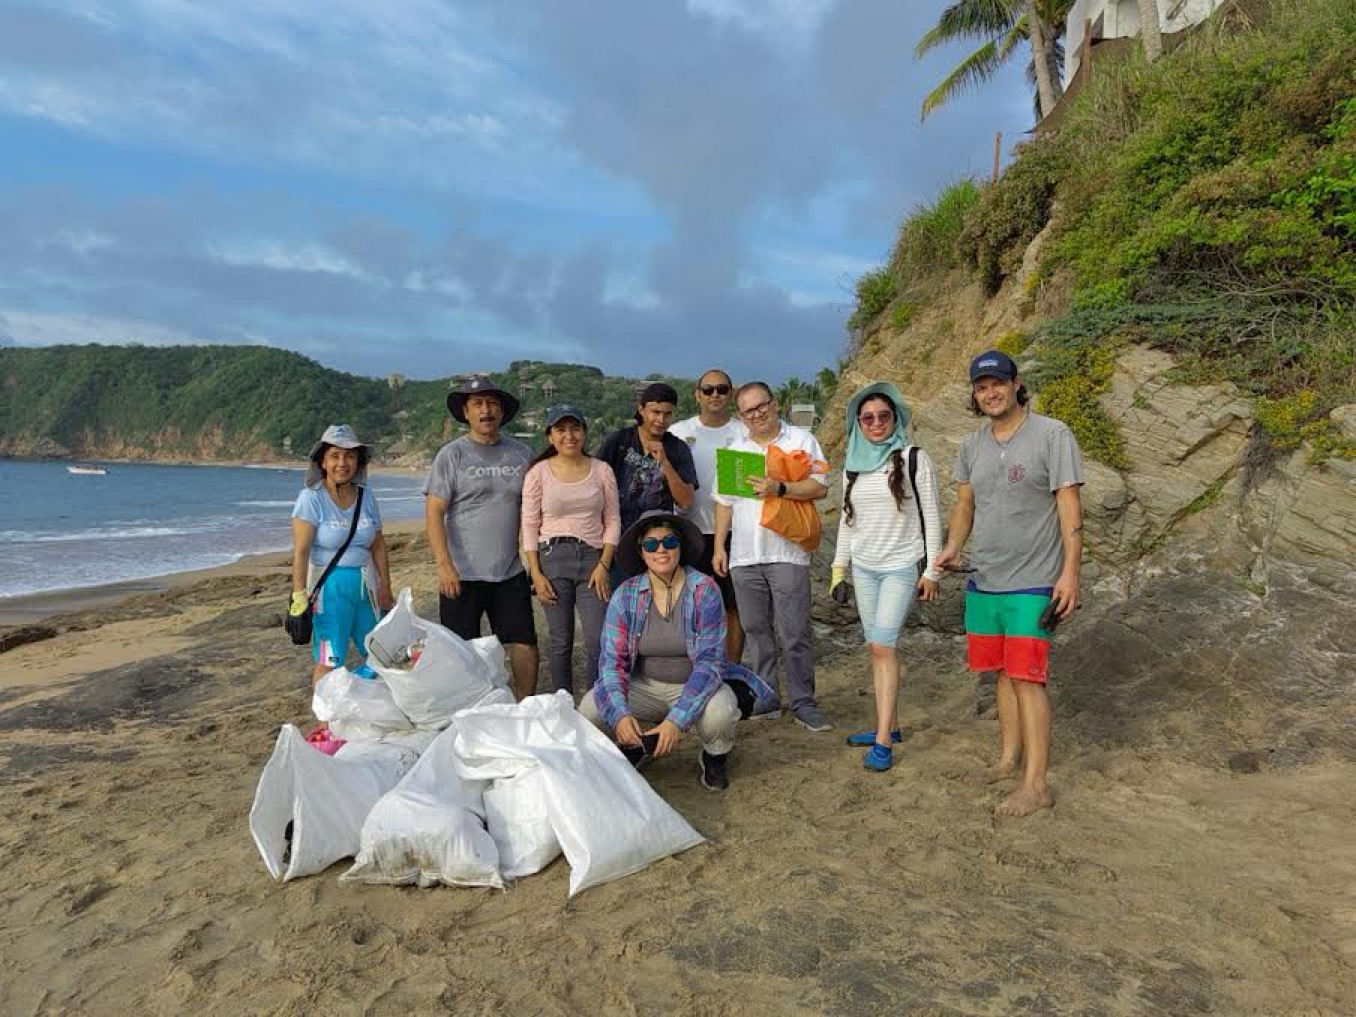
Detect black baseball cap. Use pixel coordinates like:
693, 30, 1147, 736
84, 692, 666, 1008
638, 381, 678, 406
968, 350, 1019, 383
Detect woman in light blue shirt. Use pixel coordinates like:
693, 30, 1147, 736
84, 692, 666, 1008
290, 424, 394, 685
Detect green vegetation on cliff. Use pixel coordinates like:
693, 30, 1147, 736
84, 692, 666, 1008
852, 0, 1356, 464
0, 346, 697, 461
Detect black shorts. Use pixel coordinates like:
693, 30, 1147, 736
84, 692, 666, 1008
439, 572, 537, 645
695, 533, 738, 610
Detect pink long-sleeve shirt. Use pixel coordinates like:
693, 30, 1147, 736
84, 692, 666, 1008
521, 457, 621, 550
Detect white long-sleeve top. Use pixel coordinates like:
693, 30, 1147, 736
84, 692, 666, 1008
832, 447, 944, 582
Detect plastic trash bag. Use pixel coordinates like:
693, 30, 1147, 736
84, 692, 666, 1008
249, 725, 419, 882
453, 692, 705, 896
341, 725, 502, 889
470, 635, 511, 691
312, 667, 413, 743
483, 768, 562, 879
365, 588, 497, 729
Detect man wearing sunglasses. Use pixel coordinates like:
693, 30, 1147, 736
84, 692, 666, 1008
713, 381, 832, 732
670, 369, 746, 663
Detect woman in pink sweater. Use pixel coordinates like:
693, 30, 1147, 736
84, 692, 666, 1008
522, 405, 622, 696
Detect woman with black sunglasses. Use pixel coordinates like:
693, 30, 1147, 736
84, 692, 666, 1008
579, 510, 779, 792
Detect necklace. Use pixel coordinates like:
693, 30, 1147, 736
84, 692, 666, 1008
990, 409, 1029, 459
647, 568, 683, 619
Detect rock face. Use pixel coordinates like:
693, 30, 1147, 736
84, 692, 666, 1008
823, 277, 1353, 597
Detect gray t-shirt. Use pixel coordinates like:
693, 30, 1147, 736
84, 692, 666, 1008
425, 435, 533, 582
633, 604, 690, 684
954, 412, 1084, 592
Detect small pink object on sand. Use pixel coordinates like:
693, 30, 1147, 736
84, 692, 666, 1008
305, 725, 346, 756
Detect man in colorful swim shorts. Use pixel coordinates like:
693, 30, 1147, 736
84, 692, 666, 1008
935, 351, 1084, 817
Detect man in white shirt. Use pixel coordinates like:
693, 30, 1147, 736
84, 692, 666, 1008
713, 382, 832, 731
669, 368, 745, 663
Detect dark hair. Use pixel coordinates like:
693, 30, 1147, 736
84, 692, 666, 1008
639, 519, 676, 543
697, 368, 733, 390
530, 417, 590, 467
844, 397, 911, 526
315, 444, 370, 476
967, 382, 1030, 415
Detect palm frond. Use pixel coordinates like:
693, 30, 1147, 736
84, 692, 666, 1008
921, 39, 1009, 119
915, 0, 1020, 57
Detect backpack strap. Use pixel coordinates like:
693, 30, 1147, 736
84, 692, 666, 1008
307, 485, 365, 606
908, 447, 927, 567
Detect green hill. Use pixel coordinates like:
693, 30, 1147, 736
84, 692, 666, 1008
0, 345, 699, 462
848, 0, 1355, 465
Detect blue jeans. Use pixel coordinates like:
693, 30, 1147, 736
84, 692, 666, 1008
852, 563, 919, 647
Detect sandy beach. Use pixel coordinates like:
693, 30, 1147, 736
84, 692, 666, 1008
1, 526, 1354, 1014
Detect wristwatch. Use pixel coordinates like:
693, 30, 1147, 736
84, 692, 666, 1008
777, 481, 787, 496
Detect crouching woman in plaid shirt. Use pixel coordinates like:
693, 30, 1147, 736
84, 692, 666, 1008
579, 510, 779, 792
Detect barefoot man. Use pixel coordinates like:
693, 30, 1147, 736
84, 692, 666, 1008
934, 351, 1084, 817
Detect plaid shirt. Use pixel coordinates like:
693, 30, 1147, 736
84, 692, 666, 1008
593, 570, 777, 731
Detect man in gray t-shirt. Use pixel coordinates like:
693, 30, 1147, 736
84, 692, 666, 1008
936, 350, 1084, 819
425, 377, 538, 698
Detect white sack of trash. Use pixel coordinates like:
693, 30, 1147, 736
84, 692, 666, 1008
250, 594, 704, 895
248, 725, 421, 882
364, 588, 512, 729
453, 691, 705, 896
341, 723, 502, 889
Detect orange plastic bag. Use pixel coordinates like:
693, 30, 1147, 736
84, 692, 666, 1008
760, 446, 829, 552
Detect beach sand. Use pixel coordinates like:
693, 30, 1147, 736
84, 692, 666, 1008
1, 528, 1354, 1014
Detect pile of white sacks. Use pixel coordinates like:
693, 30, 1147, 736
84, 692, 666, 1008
249, 589, 704, 896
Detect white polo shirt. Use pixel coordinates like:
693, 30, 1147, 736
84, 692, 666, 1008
714, 420, 829, 568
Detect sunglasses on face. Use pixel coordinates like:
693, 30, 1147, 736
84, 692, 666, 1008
640, 534, 682, 552
858, 411, 894, 426
700, 383, 731, 396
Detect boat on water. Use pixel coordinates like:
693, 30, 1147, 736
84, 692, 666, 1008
66, 464, 109, 476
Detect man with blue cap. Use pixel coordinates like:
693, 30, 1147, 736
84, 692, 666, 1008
935, 351, 1085, 817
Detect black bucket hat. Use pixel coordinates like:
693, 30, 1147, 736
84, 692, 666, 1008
617, 509, 705, 579
447, 376, 521, 425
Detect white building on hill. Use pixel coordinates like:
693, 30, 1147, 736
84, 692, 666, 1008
1064, 0, 1226, 81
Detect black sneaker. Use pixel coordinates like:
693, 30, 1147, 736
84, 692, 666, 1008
699, 750, 730, 792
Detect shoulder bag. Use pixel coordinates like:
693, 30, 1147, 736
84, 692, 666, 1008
285, 486, 365, 646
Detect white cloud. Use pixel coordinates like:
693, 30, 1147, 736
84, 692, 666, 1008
0, 309, 194, 346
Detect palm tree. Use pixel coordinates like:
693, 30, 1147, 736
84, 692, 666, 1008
1137, 0, 1163, 61
915, 0, 1073, 122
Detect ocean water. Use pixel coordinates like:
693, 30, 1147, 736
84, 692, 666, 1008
0, 460, 428, 601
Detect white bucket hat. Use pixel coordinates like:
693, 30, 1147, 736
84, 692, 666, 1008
306, 424, 370, 488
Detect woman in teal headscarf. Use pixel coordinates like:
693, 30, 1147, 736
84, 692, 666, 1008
830, 382, 942, 772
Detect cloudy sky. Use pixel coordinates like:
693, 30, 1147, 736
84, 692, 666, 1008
0, 0, 1034, 384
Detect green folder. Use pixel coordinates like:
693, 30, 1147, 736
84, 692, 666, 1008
716, 447, 766, 498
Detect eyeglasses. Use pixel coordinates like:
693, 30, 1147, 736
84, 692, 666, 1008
641, 534, 682, 552
858, 411, 894, 426
699, 383, 731, 396
739, 397, 774, 420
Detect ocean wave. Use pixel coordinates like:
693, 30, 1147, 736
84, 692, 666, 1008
0, 525, 202, 544
234, 500, 295, 508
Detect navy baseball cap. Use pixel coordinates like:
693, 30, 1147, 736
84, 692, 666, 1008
968, 350, 1019, 382
545, 404, 587, 428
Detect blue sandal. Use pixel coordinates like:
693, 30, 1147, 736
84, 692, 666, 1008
845, 729, 902, 747
863, 743, 894, 771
